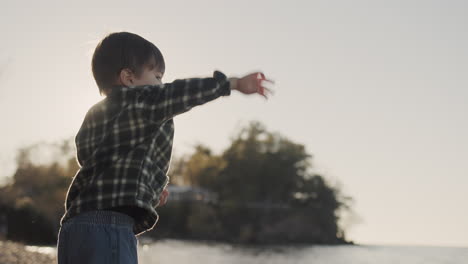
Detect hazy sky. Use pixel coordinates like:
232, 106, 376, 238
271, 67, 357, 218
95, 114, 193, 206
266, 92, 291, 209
1, 0, 467, 247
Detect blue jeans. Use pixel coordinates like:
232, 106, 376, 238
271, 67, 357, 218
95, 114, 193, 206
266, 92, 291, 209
57, 210, 138, 264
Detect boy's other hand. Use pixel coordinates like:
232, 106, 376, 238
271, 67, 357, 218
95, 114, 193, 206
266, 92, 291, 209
157, 188, 169, 207
230, 72, 275, 99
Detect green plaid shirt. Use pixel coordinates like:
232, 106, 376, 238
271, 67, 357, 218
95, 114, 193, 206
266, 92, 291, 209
61, 71, 231, 235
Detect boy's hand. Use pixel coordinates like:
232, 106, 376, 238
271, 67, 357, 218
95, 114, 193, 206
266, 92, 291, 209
230, 72, 275, 99
157, 188, 169, 207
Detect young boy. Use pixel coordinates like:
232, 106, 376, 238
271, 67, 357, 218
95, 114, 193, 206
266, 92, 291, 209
57, 31, 273, 264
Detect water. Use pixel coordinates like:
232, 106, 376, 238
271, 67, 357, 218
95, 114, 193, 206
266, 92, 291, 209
29, 239, 468, 264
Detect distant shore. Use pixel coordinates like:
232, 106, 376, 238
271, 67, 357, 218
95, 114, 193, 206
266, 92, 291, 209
0, 240, 55, 264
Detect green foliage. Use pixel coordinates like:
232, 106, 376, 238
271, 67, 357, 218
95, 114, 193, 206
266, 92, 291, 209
0, 139, 76, 244
152, 201, 191, 238
219, 121, 311, 203
0, 121, 354, 245
186, 203, 224, 240
167, 121, 353, 244
1, 203, 56, 244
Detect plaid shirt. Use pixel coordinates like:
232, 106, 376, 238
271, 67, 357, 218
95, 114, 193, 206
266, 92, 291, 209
61, 71, 231, 235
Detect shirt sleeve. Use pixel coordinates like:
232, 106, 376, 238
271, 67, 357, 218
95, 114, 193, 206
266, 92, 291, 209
137, 70, 231, 124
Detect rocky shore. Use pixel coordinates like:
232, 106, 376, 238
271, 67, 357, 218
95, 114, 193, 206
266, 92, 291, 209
0, 240, 55, 264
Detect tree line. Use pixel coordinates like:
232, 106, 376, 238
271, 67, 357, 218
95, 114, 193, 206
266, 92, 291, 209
0, 121, 354, 245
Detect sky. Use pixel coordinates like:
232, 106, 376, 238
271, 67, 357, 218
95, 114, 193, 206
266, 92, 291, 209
1, 0, 467, 247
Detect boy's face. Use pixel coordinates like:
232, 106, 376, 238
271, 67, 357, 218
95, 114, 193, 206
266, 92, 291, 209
115, 59, 164, 89
132, 56, 164, 86
131, 67, 164, 86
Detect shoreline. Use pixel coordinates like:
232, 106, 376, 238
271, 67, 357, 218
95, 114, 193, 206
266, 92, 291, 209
0, 240, 55, 264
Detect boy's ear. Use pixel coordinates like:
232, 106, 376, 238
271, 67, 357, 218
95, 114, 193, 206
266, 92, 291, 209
118, 68, 134, 87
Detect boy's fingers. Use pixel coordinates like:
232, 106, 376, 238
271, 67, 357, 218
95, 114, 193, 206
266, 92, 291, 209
262, 79, 275, 84
250, 72, 274, 98
259, 86, 274, 95
257, 72, 275, 84
258, 84, 265, 95
263, 86, 274, 95
259, 88, 271, 100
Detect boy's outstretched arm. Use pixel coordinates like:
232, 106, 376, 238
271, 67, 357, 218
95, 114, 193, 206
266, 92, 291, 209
137, 71, 274, 124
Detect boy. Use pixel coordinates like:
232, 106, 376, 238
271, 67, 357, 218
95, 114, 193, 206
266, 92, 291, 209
57, 31, 273, 264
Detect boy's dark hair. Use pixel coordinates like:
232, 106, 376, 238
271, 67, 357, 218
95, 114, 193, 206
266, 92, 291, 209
92, 32, 165, 96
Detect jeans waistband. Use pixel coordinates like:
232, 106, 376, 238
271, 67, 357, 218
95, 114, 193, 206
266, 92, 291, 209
67, 210, 134, 228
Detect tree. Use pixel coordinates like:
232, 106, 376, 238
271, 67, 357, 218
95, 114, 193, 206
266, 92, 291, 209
168, 121, 353, 244
0, 138, 77, 244
0, 122, 354, 244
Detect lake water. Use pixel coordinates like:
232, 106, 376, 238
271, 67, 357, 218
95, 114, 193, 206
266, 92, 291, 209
28, 239, 468, 264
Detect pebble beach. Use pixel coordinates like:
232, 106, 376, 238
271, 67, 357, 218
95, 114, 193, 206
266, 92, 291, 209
0, 240, 55, 264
